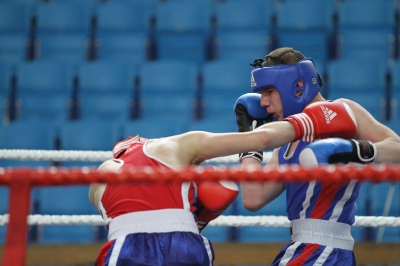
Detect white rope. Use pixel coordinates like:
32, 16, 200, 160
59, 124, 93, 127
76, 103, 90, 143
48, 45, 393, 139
0, 149, 272, 163
0, 214, 399, 227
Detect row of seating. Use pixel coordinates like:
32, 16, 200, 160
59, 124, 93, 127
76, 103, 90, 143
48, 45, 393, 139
0, 176, 399, 243
1, 57, 400, 126
1, 0, 399, 64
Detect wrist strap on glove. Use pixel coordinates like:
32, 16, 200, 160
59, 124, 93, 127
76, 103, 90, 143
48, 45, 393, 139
350, 139, 376, 164
239, 151, 263, 163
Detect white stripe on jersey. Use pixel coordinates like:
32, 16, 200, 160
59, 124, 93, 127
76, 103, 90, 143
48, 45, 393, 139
181, 182, 192, 211
329, 180, 357, 222
109, 236, 125, 266
278, 242, 301, 266
313, 246, 333, 266
299, 181, 316, 219
113, 135, 140, 155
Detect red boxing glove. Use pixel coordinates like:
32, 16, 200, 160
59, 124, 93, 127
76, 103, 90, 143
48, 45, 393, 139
283, 100, 357, 142
195, 180, 239, 233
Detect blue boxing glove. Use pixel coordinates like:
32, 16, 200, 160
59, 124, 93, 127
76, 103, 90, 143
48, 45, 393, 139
299, 138, 377, 167
234, 93, 273, 163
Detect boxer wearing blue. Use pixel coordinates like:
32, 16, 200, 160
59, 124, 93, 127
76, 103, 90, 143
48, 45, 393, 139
237, 47, 400, 266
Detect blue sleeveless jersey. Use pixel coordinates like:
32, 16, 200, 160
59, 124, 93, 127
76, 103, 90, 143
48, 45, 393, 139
273, 141, 358, 266
279, 141, 361, 225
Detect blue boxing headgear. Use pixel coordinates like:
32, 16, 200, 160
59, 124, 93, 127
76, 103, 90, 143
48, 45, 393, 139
250, 58, 322, 118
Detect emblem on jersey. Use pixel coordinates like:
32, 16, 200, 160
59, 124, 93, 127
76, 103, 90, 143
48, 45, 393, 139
320, 106, 337, 124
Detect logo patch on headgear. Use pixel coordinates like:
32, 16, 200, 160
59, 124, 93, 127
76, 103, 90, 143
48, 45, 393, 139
251, 71, 256, 87
312, 78, 317, 84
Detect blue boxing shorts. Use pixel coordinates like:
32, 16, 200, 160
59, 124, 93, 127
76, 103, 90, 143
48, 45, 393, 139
95, 231, 214, 266
271, 242, 356, 266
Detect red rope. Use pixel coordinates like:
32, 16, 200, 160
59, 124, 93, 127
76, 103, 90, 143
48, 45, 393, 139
0, 165, 399, 265
0, 164, 399, 186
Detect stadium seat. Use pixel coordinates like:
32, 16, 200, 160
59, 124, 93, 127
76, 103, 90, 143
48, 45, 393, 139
187, 116, 236, 133
34, 1, 94, 60
35, 185, 98, 243
153, 0, 214, 62
35, 1, 93, 34
214, 0, 274, 32
94, 0, 154, 34
326, 58, 388, 121
213, 0, 274, 61
14, 61, 75, 124
214, 31, 270, 61
0, 2, 32, 34
0, 120, 56, 167
0, 62, 14, 124
58, 119, 121, 167
76, 61, 137, 122
200, 60, 253, 119
390, 60, 400, 120
95, 32, 149, 63
34, 33, 89, 63
275, 0, 334, 62
337, 0, 397, 60
138, 60, 200, 122
0, 34, 29, 64
122, 118, 187, 140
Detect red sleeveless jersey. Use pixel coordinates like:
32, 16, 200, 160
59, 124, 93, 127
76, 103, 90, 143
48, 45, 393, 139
99, 135, 196, 223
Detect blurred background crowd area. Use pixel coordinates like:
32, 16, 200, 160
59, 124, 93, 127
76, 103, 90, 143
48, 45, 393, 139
0, 0, 399, 246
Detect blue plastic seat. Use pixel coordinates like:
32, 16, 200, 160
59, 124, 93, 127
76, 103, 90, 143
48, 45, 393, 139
214, 0, 274, 32
95, 32, 149, 63
15, 61, 75, 124
0, 62, 14, 123
0, 120, 56, 167
201, 60, 253, 119
95, 0, 154, 34
35, 185, 98, 243
187, 116, 236, 134
154, 0, 213, 62
215, 31, 270, 61
337, 0, 397, 60
76, 61, 136, 121
58, 119, 121, 167
35, 33, 89, 63
0, 33, 29, 63
35, 1, 93, 34
0, 2, 32, 34
138, 60, 200, 121
122, 118, 187, 140
34, 1, 94, 60
326, 59, 388, 121
339, 0, 396, 30
338, 28, 395, 60
275, 0, 334, 62
390, 61, 400, 120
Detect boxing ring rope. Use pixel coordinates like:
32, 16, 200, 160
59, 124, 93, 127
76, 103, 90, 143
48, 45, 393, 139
1, 150, 400, 266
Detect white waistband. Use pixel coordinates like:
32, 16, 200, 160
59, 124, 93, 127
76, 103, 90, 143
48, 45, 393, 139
108, 209, 199, 240
290, 219, 354, 250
